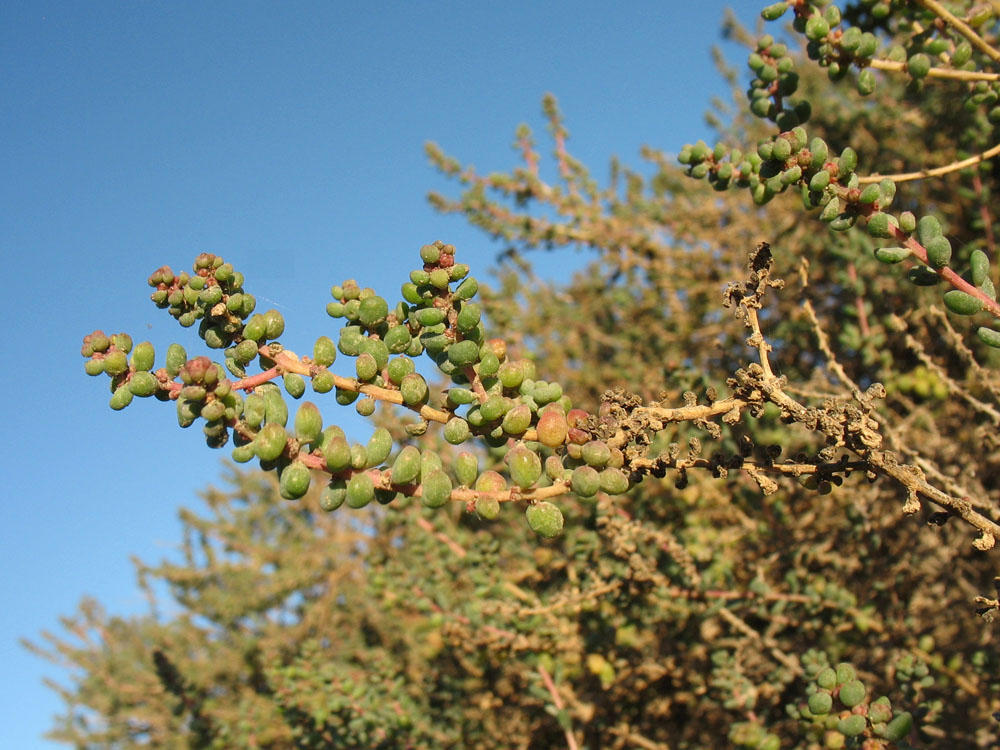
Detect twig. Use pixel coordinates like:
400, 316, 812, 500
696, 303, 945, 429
857, 142, 1000, 184
537, 665, 579, 750
869, 57, 999, 82
915, 0, 1000, 65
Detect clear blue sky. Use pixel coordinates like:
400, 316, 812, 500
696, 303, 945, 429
1, 2, 764, 746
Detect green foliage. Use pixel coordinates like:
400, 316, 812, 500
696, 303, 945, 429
48, 2, 1000, 748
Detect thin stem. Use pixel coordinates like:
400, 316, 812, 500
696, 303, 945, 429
537, 665, 579, 750
857, 141, 1000, 184
868, 57, 999, 82
915, 0, 1000, 65
890, 224, 1000, 318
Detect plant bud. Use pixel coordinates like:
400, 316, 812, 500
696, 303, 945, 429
807, 692, 833, 716
448, 339, 480, 367
838, 147, 857, 175
428, 268, 450, 289
571, 466, 601, 498
447, 387, 476, 406
366, 427, 393, 466
244, 393, 266, 427
456, 302, 481, 332
391, 445, 422, 484
454, 277, 478, 300
279, 461, 312, 500
972, 249, 991, 286
384, 324, 412, 354
130, 341, 155, 372
874, 247, 910, 264
536, 410, 568, 447
283, 373, 306, 398
443, 417, 471, 445
502, 404, 532, 435
355, 353, 378, 382
943, 290, 984, 316
357, 296, 388, 327
925, 235, 952, 267
346, 472, 375, 508
84, 358, 105, 376
103, 350, 129, 376
128, 371, 159, 397
599, 467, 630, 495
421, 469, 453, 508
110, 384, 133, 410
254, 423, 287, 461
816, 667, 837, 690
322, 436, 352, 472
480, 394, 510, 422
575, 440, 607, 468
526, 502, 564, 538
320, 480, 347, 511
916, 214, 942, 243
263, 387, 288, 426
836, 714, 866, 737
413, 307, 446, 327
475, 495, 501, 520
311, 335, 336, 367
294, 401, 323, 442
907, 52, 931, 78
263, 309, 284, 339
305, 369, 332, 395
477, 349, 500, 378
455, 452, 479, 486
885, 712, 913, 742
907, 265, 940, 286
865, 212, 896, 238
400, 373, 428, 405
419, 243, 441, 264
243, 314, 267, 341
507, 444, 542, 489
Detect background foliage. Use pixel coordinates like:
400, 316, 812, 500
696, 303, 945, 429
31, 2, 1000, 748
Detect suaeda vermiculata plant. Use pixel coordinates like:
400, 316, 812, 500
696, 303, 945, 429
54, 1, 1000, 748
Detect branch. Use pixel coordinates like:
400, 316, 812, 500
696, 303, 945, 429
915, 0, 1000, 65
857, 141, 1000, 184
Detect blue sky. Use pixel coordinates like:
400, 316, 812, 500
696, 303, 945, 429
1, 2, 764, 746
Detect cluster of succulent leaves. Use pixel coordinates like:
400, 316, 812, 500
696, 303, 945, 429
37, 1, 1000, 748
